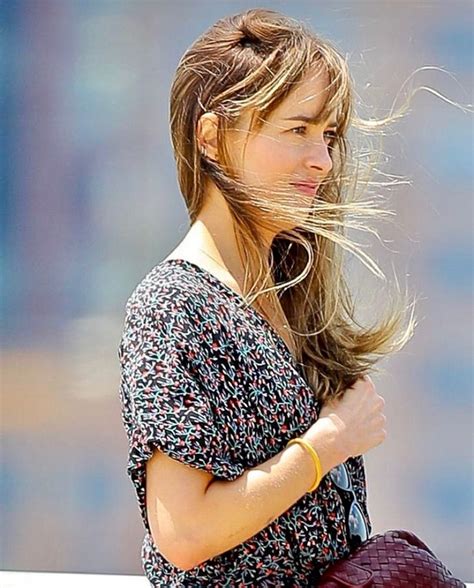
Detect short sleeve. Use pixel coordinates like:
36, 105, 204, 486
118, 291, 246, 489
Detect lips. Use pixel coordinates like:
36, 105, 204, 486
290, 182, 319, 196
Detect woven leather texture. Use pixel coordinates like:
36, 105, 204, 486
317, 529, 466, 587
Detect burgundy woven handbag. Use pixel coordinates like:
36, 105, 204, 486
317, 529, 466, 587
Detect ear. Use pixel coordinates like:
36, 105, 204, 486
196, 112, 219, 161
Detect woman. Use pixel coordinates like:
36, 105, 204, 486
118, 8, 413, 586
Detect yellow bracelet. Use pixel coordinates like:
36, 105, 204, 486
286, 437, 323, 492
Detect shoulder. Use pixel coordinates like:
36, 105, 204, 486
118, 261, 237, 377
121, 261, 227, 351
125, 261, 211, 320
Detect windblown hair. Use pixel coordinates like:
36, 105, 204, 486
169, 8, 415, 403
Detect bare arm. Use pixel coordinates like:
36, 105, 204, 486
148, 376, 384, 571
185, 417, 346, 568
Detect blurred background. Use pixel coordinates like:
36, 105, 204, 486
1, 0, 472, 582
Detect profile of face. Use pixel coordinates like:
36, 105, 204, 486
236, 69, 335, 181
198, 66, 339, 234
232, 67, 337, 226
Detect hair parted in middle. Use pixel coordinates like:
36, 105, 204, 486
169, 8, 415, 403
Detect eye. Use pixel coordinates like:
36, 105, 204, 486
324, 130, 338, 144
291, 126, 307, 135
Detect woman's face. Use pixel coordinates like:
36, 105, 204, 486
227, 67, 338, 228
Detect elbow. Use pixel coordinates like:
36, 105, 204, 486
151, 529, 208, 572
166, 550, 201, 572
165, 545, 210, 572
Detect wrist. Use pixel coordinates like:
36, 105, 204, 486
301, 418, 349, 475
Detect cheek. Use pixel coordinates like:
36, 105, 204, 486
244, 135, 297, 181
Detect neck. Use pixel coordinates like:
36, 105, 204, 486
187, 183, 276, 281
177, 184, 295, 355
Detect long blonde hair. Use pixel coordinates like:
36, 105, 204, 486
169, 8, 415, 403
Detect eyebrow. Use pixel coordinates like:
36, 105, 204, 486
283, 114, 338, 127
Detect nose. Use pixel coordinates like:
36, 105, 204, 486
304, 139, 333, 176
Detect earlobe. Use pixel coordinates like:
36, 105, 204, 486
197, 112, 219, 162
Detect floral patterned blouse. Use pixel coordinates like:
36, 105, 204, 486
118, 258, 372, 587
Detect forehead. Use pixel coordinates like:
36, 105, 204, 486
270, 68, 332, 120
231, 67, 334, 137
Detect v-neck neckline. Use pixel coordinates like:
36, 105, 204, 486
158, 257, 300, 369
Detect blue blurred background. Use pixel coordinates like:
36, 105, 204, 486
1, 0, 473, 581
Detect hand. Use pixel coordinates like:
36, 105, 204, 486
309, 376, 387, 461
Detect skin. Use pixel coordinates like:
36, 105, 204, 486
165, 67, 338, 300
